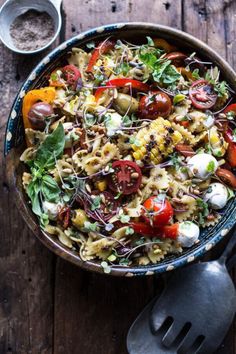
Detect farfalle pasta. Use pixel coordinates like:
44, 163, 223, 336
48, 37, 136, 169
20, 36, 236, 272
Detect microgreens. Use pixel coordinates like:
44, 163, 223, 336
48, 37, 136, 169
226, 111, 236, 120
196, 198, 209, 225
119, 214, 130, 223
134, 237, 146, 246
191, 68, 200, 80
232, 129, 236, 142
170, 152, 182, 169
86, 41, 95, 49
101, 261, 112, 274
83, 221, 99, 232
125, 227, 134, 235
91, 195, 102, 211
119, 258, 130, 266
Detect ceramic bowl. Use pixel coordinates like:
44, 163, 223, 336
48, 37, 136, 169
5, 23, 236, 276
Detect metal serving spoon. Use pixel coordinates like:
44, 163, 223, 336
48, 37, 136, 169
127, 229, 236, 354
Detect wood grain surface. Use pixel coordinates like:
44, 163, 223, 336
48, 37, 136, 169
0, 0, 236, 353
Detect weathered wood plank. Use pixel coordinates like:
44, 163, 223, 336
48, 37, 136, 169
65, 0, 182, 37
0, 2, 57, 350
184, 1, 235, 353
54, 260, 161, 354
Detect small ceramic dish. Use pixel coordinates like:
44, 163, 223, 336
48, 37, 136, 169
5, 23, 236, 276
0, 0, 62, 54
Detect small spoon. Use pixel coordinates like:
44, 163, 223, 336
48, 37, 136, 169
127, 229, 236, 354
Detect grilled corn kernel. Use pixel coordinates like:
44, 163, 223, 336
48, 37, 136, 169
72, 209, 88, 229
172, 131, 182, 144
131, 117, 183, 163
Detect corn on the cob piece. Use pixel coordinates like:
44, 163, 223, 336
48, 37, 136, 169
131, 117, 183, 164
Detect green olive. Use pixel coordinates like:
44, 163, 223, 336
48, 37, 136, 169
113, 93, 139, 115
71, 209, 88, 229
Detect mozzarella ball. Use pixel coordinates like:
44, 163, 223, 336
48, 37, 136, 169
204, 182, 228, 210
187, 153, 218, 180
42, 201, 62, 220
104, 112, 123, 137
177, 221, 200, 247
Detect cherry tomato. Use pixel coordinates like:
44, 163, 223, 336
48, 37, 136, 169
138, 91, 172, 119
215, 168, 236, 189
223, 103, 236, 115
84, 191, 118, 221
189, 79, 217, 110
130, 222, 179, 239
28, 102, 54, 131
94, 78, 149, 102
143, 196, 173, 227
165, 51, 187, 66
175, 144, 195, 157
130, 222, 160, 236
161, 224, 179, 239
86, 39, 115, 73
108, 161, 142, 195
62, 65, 81, 89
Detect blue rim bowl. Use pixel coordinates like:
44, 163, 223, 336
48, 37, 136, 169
5, 22, 236, 276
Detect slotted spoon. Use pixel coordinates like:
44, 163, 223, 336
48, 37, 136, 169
127, 229, 236, 354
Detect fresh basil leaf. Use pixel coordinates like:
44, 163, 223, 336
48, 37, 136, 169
27, 180, 42, 217
41, 175, 61, 203
35, 123, 65, 169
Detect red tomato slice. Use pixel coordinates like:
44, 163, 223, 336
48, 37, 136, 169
130, 222, 160, 236
138, 91, 172, 119
165, 51, 187, 66
143, 195, 173, 227
161, 224, 179, 239
94, 78, 150, 101
108, 161, 142, 195
223, 103, 236, 114
86, 39, 115, 73
130, 222, 179, 239
189, 79, 217, 110
62, 65, 81, 89
84, 191, 118, 221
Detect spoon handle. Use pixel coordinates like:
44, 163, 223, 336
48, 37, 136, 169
218, 227, 236, 264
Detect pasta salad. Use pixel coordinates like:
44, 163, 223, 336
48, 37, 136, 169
20, 36, 236, 271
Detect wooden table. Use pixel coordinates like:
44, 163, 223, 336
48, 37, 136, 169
1, 0, 236, 353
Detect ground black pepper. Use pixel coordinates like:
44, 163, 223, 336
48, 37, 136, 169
9, 10, 55, 51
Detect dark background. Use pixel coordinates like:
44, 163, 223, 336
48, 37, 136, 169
0, 0, 236, 353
